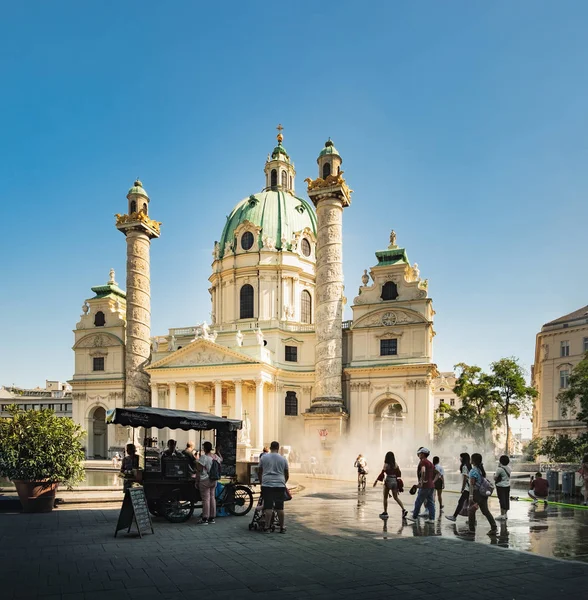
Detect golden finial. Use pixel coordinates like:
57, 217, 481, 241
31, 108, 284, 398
276, 123, 284, 143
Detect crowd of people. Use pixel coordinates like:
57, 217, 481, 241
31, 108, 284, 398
366, 446, 573, 537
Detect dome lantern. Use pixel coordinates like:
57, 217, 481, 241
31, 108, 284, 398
264, 124, 296, 193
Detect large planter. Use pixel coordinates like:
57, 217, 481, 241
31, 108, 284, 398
13, 480, 58, 513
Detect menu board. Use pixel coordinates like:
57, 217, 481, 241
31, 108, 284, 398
144, 448, 161, 473
216, 430, 237, 477
114, 487, 154, 538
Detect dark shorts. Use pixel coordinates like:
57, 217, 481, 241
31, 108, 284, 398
434, 479, 443, 491
497, 485, 510, 510
261, 486, 285, 511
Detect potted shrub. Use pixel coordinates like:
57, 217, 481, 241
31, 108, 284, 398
0, 404, 86, 512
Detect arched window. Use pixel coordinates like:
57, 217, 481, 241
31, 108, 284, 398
301, 238, 311, 257
381, 281, 399, 301
142, 203, 147, 213
285, 391, 298, 416
241, 231, 254, 250
240, 284, 254, 319
322, 162, 331, 178
130, 200, 137, 214
94, 311, 105, 327
270, 169, 277, 188
281, 170, 288, 188
301, 290, 312, 324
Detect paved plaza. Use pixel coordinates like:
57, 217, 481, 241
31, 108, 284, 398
1, 476, 588, 599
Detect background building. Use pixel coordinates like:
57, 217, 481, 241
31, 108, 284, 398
432, 371, 460, 412
71, 132, 438, 459
0, 381, 72, 418
532, 305, 588, 439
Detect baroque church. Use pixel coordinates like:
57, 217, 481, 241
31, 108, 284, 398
70, 129, 437, 459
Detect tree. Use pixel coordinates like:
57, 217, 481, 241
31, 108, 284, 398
485, 358, 537, 455
557, 352, 588, 426
436, 363, 500, 448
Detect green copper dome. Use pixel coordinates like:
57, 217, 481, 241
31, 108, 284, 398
127, 179, 149, 199
218, 190, 317, 258
271, 142, 290, 161
318, 138, 340, 159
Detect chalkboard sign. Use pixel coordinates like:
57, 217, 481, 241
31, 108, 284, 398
144, 448, 161, 473
216, 429, 237, 477
114, 487, 154, 538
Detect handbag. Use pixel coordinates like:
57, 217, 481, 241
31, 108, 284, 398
409, 484, 418, 495
478, 477, 495, 497
397, 478, 404, 493
283, 488, 292, 502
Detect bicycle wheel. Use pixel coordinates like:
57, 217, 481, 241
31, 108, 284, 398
160, 489, 194, 523
225, 485, 254, 516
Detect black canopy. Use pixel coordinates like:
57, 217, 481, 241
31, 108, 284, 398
106, 406, 242, 432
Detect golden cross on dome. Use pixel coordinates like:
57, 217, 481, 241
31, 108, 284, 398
276, 123, 284, 143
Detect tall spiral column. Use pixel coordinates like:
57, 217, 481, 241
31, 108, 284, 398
305, 139, 352, 416
116, 180, 161, 407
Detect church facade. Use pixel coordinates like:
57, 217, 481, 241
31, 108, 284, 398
70, 131, 437, 459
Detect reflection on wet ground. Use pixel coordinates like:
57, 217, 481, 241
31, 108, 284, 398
293, 476, 588, 563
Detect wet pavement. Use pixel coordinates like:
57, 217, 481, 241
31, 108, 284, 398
293, 475, 588, 562
1, 475, 588, 599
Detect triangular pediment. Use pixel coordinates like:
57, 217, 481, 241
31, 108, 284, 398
147, 339, 258, 370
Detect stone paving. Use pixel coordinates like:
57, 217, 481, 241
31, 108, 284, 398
1, 477, 588, 599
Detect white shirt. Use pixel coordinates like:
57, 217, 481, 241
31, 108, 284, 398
435, 464, 445, 477
259, 452, 289, 487
495, 464, 511, 487
197, 453, 220, 481
461, 464, 470, 492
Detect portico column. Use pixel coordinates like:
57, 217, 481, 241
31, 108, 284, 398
188, 382, 196, 412
214, 380, 222, 416
234, 379, 243, 420
168, 382, 177, 410
150, 383, 159, 408
255, 378, 264, 449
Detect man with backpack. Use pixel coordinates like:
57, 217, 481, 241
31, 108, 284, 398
196, 441, 223, 525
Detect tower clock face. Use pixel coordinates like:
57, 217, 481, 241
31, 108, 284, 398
381, 312, 397, 326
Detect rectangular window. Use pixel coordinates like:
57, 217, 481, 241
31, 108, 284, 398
380, 339, 398, 356
285, 391, 298, 416
561, 341, 570, 357
560, 369, 570, 389
584, 337, 588, 353
450, 399, 455, 407
93, 357, 105, 371
285, 346, 298, 362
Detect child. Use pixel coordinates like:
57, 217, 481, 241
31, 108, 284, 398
432, 456, 445, 509
494, 455, 511, 520
529, 472, 549, 505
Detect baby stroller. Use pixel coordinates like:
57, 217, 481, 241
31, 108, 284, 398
248, 494, 280, 531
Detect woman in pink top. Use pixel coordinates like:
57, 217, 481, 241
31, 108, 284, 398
373, 451, 407, 519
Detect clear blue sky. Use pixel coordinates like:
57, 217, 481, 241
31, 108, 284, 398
1, 2, 587, 392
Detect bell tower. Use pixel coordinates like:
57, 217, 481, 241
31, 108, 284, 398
303, 139, 352, 441
115, 180, 161, 407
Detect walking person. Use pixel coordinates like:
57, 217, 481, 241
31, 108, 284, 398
406, 447, 436, 524
578, 455, 588, 506
468, 453, 497, 536
446, 453, 472, 522
432, 456, 445, 510
494, 455, 511, 520
373, 451, 407, 519
258, 441, 289, 534
196, 441, 223, 525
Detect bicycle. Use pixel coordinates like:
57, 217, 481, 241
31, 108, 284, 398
358, 471, 367, 491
